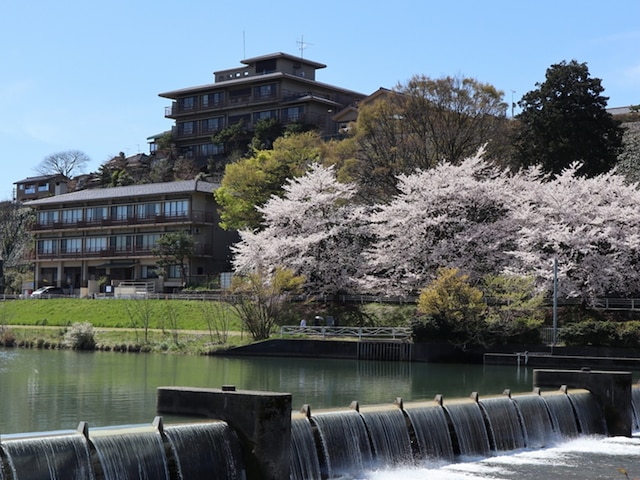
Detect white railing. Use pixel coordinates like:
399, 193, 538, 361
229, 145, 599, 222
114, 281, 156, 298
280, 325, 412, 341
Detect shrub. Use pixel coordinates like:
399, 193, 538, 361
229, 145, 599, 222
558, 320, 618, 347
615, 321, 640, 349
0, 328, 16, 347
63, 322, 96, 350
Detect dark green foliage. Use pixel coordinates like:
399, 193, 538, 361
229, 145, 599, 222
515, 60, 624, 177
559, 320, 640, 348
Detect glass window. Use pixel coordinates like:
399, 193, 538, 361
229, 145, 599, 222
202, 92, 224, 107
254, 84, 276, 99
200, 143, 222, 156
253, 110, 278, 122
86, 207, 107, 222
85, 237, 107, 252
62, 208, 82, 224
37, 183, 49, 192
37, 239, 57, 254
137, 202, 161, 219
180, 96, 196, 110
164, 200, 189, 217
110, 235, 132, 251
167, 265, 183, 279
178, 121, 197, 135
141, 265, 159, 279
110, 205, 133, 221
38, 210, 59, 225
203, 117, 223, 133
136, 233, 162, 250
283, 106, 304, 122
61, 238, 81, 253
25, 184, 36, 194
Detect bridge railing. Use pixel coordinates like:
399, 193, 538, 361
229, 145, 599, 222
280, 325, 412, 341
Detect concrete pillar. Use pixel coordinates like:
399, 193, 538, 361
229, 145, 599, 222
533, 368, 632, 437
156, 386, 291, 480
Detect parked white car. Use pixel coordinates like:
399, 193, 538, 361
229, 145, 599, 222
30, 286, 65, 299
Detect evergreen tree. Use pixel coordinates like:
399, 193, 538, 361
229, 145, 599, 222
515, 60, 624, 177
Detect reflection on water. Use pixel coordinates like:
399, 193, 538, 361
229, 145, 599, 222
0, 348, 545, 435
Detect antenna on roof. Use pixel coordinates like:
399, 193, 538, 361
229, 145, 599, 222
296, 35, 312, 60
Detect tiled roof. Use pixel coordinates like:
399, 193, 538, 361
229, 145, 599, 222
14, 174, 69, 184
24, 180, 219, 206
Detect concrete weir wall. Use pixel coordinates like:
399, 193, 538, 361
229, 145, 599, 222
533, 368, 633, 436
156, 386, 291, 480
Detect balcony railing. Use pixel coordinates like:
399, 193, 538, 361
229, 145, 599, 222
165, 89, 335, 118
34, 243, 213, 261
33, 210, 215, 231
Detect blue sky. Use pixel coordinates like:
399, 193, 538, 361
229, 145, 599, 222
2, 0, 639, 200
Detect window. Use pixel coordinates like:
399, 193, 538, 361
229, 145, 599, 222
25, 184, 36, 194
202, 92, 224, 107
229, 87, 251, 104
86, 207, 107, 222
254, 84, 276, 100
60, 238, 81, 254
136, 233, 162, 250
110, 205, 133, 221
178, 121, 197, 136
253, 110, 278, 122
166, 265, 184, 279
203, 117, 223, 133
255, 59, 276, 74
164, 200, 189, 218
200, 143, 223, 156
37, 239, 57, 255
85, 237, 107, 253
38, 210, 59, 225
37, 183, 49, 192
283, 106, 304, 122
141, 265, 160, 279
180, 96, 196, 111
110, 235, 132, 252
137, 202, 161, 219
62, 208, 82, 224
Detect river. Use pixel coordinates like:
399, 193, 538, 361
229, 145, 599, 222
1, 347, 639, 479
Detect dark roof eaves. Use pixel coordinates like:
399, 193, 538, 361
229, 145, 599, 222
24, 180, 219, 207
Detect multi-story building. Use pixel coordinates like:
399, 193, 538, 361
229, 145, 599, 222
14, 174, 69, 203
157, 52, 366, 166
25, 180, 237, 295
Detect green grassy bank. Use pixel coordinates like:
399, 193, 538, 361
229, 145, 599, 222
0, 298, 248, 354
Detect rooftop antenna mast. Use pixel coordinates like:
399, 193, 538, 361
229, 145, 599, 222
296, 35, 312, 60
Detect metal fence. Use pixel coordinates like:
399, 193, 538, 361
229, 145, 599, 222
540, 327, 565, 346
280, 325, 412, 342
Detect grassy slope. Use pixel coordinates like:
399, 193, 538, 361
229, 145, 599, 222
0, 298, 248, 353
0, 298, 241, 330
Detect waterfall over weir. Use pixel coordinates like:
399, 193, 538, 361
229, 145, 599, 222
1, 385, 638, 479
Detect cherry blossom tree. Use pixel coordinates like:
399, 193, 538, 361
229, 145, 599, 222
507, 165, 640, 302
232, 164, 370, 295
363, 154, 519, 295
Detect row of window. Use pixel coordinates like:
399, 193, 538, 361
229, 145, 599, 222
37, 234, 164, 255
37, 200, 190, 225
176, 106, 304, 138
20, 183, 50, 194
178, 84, 276, 112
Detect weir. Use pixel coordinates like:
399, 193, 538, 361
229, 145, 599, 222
0, 371, 637, 479
533, 368, 633, 436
